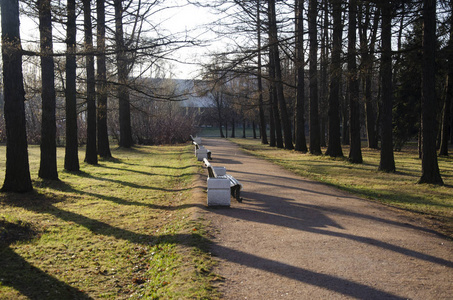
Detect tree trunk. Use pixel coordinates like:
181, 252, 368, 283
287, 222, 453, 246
219, 121, 225, 138
439, 4, 453, 156
96, 0, 112, 158
359, 3, 379, 149
326, 0, 344, 157
418, 0, 443, 184
242, 119, 246, 138
268, 48, 283, 148
64, 0, 80, 172
231, 119, 236, 138
83, 0, 98, 165
308, 0, 322, 155
269, 86, 276, 147
257, 0, 268, 145
347, 0, 363, 163
216, 93, 225, 138
379, 1, 396, 172
114, 0, 133, 148
253, 121, 257, 139
294, 0, 308, 153
1, 0, 33, 192
319, 0, 329, 149
268, 0, 293, 150
38, 0, 58, 180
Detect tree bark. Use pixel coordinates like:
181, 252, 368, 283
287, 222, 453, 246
253, 120, 257, 139
96, 0, 112, 158
64, 0, 80, 172
439, 3, 453, 156
379, 1, 396, 172
268, 47, 283, 148
320, 0, 329, 148
268, 84, 276, 147
326, 0, 344, 157
294, 0, 308, 153
257, 0, 268, 145
231, 118, 236, 138
114, 0, 133, 148
418, 0, 443, 184
347, 0, 363, 163
308, 0, 322, 155
268, 0, 293, 150
83, 0, 98, 165
1, 0, 33, 192
359, 3, 379, 149
38, 0, 58, 180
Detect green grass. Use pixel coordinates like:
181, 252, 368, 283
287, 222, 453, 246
0, 144, 218, 299
230, 138, 453, 239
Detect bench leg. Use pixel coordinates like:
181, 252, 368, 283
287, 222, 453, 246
233, 186, 242, 203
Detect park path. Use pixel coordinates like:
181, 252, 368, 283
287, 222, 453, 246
195, 138, 453, 300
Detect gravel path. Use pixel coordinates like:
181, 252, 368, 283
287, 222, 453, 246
195, 138, 452, 300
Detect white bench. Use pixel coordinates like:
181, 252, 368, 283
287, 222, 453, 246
190, 135, 212, 161
203, 158, 242, 206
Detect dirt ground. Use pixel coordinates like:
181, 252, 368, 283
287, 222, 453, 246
194, 139, 453, 300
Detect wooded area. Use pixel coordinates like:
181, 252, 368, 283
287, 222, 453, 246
0, 0, 452, 192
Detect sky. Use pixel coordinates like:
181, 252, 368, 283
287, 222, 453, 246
151, 1, 220, 79
16, 0, 221, 80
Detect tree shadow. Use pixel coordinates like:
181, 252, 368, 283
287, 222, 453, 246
2, 193, 409, 299
35, 177, 198, 212
207, 190, 453, 269
72, 171, 192, 192
0, 219, 92, 299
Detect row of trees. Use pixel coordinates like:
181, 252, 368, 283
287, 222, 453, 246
199, 0, 451, 185
1, 0, 196, 192
1, 0, 452, 192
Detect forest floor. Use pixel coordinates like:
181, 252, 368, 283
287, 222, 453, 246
194, 138, 453, 299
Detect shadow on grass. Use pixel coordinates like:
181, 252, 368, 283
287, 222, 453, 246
0, 219, 92, 300
3, 193, 412, 300
71, 170, 194, 192
35, 178, 198, 211
94, 164, 194, 177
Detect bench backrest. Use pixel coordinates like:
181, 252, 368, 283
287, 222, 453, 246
203, 158, 216, 178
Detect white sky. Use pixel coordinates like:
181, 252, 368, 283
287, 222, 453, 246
15, 1, 222, 80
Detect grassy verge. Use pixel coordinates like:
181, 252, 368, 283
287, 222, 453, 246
230, 138, 453, 239
0, 144, 218, 299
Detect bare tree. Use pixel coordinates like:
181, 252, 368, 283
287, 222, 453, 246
378, 1, 395, 172
308, 0, 321, 154
325, 0, 344, 157
257, 0, 268, 145
64, 0, 80, 171
418, 0, 443, 184
83, 0, 98, 164
439, 0, 452, 156
96, 0, 112, 158
1, 0, 33, 192
347, 0, 363, 163
294, 0, 308, 153
114, 0, 133, 148
268, 0, 293, 150
358, 2, 379, 149
38, 0, 58, 179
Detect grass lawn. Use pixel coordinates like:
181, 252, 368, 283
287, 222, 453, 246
0, 144, 218, 299
230, 138, 453, 239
